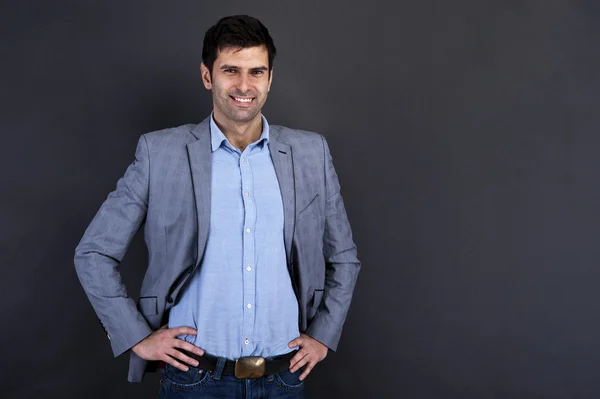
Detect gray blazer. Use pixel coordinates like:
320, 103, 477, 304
74, 117, 360, 382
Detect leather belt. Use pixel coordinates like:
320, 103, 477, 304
175, 348, 296, 379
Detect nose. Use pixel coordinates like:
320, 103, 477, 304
236, 73, 249, 94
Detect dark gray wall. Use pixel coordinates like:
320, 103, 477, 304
2, 1, 600, 398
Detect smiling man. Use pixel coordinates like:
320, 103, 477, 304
74, 15, 360, 398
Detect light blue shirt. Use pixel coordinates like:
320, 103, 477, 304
168, 114, 300, 359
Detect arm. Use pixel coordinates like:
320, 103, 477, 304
305, 135, 361, 350
288, 135, 361, 379
74, 135, 152, 357
74, 136, 209, 371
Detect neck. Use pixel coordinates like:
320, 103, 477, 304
212, 110, 263, 151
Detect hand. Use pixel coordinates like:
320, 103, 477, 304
287, 333, 328, 381
131, 325, 204, 372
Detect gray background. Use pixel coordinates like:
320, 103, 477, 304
2, 0, 600, 398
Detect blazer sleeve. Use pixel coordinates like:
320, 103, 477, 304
74, 135, 153, 357
305, 135, 361, 351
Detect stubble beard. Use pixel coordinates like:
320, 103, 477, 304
216, 89, 267, 123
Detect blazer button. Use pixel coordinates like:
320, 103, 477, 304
166, 296, 173, 303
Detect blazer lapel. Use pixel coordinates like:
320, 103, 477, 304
185, 120, 296, 271
269, 127, 295, 266
187, 118, 212, 269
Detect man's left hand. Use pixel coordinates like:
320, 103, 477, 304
287, 333, 328, 381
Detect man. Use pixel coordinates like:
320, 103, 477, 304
74, 15, 360, 398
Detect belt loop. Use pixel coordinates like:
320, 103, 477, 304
212, 356, 227, 380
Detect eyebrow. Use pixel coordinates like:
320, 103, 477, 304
220, 65, 269, 71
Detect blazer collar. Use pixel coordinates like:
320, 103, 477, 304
189, 116, 211, 141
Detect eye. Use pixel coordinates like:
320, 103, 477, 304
251, 70, 264, 76
224, 68, 237, 74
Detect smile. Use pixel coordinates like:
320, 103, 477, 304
230, 96, 254, 104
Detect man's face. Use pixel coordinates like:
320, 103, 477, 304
201, 45, 272, 124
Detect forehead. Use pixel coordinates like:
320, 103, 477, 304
214, 45, 269, 67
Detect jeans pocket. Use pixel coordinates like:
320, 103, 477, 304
274, 368, 305, 391
162, 364, 212, 391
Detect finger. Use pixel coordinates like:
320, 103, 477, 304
162, 354, 189, 372
173, 340, 205, 356
158, 324, 168, 330
288, 337, 302, 348
289, 349, 308, 368
290, 353, 310, 373
168, 349, 199, 367
299, 361, 315, 381
173, 326, 198, 336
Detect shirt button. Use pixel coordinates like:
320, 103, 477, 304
245, 228, 251, 233
244, 191, 249, 197
244, 338, 249, 345
247, 303, 252, 309
246, 266, 252, 271
241, 158, 246, 163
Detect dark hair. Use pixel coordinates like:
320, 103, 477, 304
202, 15, 276, 75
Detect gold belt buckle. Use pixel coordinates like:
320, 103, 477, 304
234, 356, 266, 379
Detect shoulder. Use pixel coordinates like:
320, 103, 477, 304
141, 124, 197, 147
270, 125, 326, 149
133, 124, 201, 159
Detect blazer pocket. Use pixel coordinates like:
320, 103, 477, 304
298, 193, 319, 217
138, 296, 158, 316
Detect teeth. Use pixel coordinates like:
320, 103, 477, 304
235, 97, 252, 103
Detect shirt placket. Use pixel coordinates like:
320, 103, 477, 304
240, 148, 256, 356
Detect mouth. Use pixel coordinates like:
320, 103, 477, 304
230, 95, 255, 107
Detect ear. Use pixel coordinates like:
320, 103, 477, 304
200, 63, 212, 90
267, 67, 274, 92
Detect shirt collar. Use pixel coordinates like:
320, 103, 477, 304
210, 113, 270, 152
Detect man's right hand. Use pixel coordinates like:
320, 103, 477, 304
131, 325, 204, 372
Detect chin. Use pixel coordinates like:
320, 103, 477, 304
231, 111, 259, 123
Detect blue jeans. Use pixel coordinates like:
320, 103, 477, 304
158, 359, 306, 399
